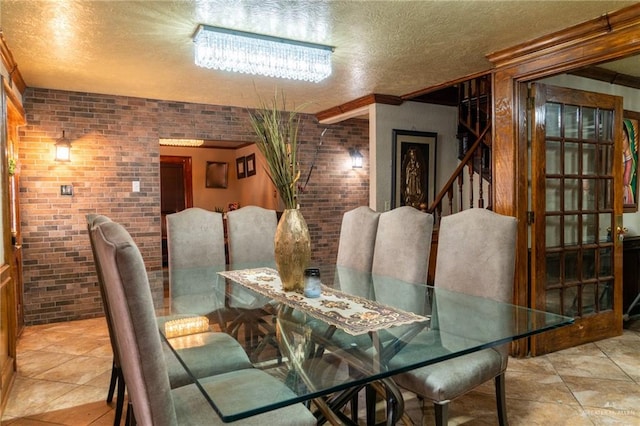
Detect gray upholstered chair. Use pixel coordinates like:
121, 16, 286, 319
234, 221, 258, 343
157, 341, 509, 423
392, 208, 517, 426
334, 206, 381, 299
336, 206, 380, 271
226, 206, 277, 311
86, 214, 127, 425
87, 214, 253, 425
364, 206, 433, 423
370, 206, 433, 317
371, 206, 434, 284
226, 206, 278, 358
166, 208, 227, 317
226, 205, 277, 266
91, 220, 316, 426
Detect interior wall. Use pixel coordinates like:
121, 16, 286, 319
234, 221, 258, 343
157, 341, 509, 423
370, 101, 458, 212
539, 74, 640, 236
19, 88, 368, 325
159, 145, 279, 211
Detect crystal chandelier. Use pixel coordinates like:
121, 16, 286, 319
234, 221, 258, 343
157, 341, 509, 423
193, 25, 333, 83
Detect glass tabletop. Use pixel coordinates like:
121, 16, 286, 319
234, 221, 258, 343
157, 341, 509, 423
159, 264, 573, 422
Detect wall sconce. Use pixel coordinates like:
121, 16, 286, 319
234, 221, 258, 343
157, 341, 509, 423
55, 131, 71, 162
350, 148, 363, 169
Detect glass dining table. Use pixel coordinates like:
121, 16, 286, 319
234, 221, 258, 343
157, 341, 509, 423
159, 263, 573, 425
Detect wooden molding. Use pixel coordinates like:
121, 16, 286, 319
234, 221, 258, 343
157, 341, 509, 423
487, 3, 640, 69
0, 33, 26, 94
569, 66, 640, 90
315, 93, 402, 122
3, 79, 26, 125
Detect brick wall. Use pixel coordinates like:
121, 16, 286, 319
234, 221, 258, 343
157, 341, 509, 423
19, 88, 369, 325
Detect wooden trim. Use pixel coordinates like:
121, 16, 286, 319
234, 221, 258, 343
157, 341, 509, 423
0, 33, 26, 94
2, 80, 25, 125
487, 3, 640, 67
315, 93, 402, 122
569, 66, 640, 90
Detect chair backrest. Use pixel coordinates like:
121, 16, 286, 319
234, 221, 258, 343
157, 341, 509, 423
226, 205, 277, 265
432, 208, 517, 357
86, 214, 120, 364
166, 208, 225, 302
91, 220, 176, 425
434, 208, 517, 303
372, 206, 434, 284
166, 207, 226, 269
336, 206, 381, 272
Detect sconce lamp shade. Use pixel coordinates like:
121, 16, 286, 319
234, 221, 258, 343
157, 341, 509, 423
55, 131, 71, 162
350, 148, 363, 168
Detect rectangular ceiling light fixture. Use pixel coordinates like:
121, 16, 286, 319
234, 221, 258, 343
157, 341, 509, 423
193, 24, 333, 83
159, 138, 204, 147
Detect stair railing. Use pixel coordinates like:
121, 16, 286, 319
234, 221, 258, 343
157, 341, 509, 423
426, 124, 492, 226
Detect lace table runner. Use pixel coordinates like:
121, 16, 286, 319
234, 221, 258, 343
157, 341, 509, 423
219, 267, 428, 336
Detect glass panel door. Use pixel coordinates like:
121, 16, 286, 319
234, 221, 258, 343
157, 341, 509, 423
530, 83, 623, 355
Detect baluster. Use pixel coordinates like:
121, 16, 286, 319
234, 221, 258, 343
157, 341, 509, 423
447, 187, 453, 215
468, 163, 474, 209
457, 174, 463, 212
478, 145, 485, 208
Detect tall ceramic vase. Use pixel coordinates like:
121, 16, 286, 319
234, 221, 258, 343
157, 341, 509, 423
274, 208, 311, 292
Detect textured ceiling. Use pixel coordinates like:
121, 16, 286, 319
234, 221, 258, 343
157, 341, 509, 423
1, 0, 638, 114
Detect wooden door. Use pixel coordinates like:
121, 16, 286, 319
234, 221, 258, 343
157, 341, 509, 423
160, 156, 193, 265
529, 83, 623, 355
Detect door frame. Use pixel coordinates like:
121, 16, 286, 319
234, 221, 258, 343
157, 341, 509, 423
488, 4, 640, 356
160, 156, 193, 266
160, 155, 194, 210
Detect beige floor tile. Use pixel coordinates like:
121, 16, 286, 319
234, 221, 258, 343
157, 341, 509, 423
546, 353, 631, 381
594, 329, 640, 354
40, 386, 108, 414
2, 377, 78, 418
44, 335, 111, 357
83, 368, 114, 390
505, 370, 579, 405
564, 375, 640, 412
26, 401, 112, 426
507, 355, 557, 375
15, 351, 75, 378
33, 355, 111, 385
507, 400, 592, 426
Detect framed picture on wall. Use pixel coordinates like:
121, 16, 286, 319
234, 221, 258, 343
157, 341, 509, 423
236, 156, 246, 179
246, 153, 256, 177
205, 161, 228, 188
391, 129, 437, 210
623, 110, 639, 212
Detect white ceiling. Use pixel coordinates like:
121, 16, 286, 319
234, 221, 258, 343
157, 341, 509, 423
1, 1, 638, 115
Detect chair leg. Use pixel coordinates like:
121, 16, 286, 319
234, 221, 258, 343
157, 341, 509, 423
114, 369, 125, 426
107, 360, 118, 403
434, 402, 448, 426
125, 401, 135, 426
495, 373, 508, 426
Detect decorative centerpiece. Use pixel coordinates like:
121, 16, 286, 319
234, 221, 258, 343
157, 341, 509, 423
249, 93, 311, 292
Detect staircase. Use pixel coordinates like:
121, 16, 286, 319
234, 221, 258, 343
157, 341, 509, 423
424, 74, 493, 283
427, 74, 493, 226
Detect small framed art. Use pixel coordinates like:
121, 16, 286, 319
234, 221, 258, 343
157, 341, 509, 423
236, 156, 246, 179
246, 153, 256, 177
205, 161, 228, 188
